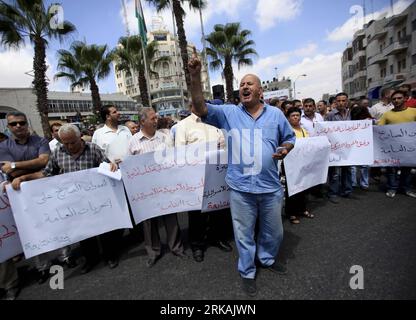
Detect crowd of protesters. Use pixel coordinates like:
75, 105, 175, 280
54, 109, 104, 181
0, 69, 415, 298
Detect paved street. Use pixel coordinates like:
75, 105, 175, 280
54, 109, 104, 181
7, 180, 416, 300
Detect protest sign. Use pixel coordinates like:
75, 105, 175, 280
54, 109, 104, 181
315, 120, 373, 166
284, 136, 331, 196
120, 145, 206, 224
6, 169, 132, 259
0, 176, 23, 263
373, 122, 416, 167
202, 150, 230, 212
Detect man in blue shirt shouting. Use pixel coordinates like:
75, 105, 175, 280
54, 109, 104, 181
187, 48, 296, 297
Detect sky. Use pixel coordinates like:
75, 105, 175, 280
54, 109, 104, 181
0, 0, 413, 102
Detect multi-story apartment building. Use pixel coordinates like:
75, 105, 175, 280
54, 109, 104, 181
342, 1, 416, 101
114, 29, 211, 117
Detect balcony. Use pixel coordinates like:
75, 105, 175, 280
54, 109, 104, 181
385, 13, 408, 27
385, 38, 409, 56
353, 70, 367, 81
369, 30, 388, 43
368, 52, 388, 65
353, 50, 366, 59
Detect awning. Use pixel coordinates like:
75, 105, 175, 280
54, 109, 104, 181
368, 86, 382, 99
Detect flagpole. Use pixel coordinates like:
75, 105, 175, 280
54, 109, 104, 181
141, 38, 153, 109
136, 0, 153, 109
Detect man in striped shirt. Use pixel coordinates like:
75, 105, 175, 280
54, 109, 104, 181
128, 107, 187, 268
11, 124, 117, 275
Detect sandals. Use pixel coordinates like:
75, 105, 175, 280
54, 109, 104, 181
303, 211, 314, 219
289, 216, 300, 224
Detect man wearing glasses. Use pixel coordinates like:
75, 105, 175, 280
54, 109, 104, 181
0, 111, 50, 300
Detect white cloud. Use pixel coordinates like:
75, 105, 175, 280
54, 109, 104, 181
0, 47, 34, 87
255, 0, 303, 31
279, 52, 343, 101
228, 43, 318, 83
326, 0, 413, 42
210, 49, 342, 102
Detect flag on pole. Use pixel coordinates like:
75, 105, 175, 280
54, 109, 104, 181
135, 0, 147, 47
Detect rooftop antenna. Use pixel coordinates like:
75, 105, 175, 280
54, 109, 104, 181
121, 0, 130, 36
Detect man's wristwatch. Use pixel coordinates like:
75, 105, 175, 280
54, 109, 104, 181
11, 162, 16, 170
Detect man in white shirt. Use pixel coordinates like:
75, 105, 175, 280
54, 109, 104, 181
369, 87, 393, 121
49, 122, 62, 151
91, 105, 132, 269
92, 105, 132, 164
128, 107, 187, 268
300, 98, 324, 136
175, 101, 232, 263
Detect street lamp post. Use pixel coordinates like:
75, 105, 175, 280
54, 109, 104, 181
293, 74, 307, 100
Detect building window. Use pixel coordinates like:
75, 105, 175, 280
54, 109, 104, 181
390, 65, 394, 74
412, 54, 416, 65
413, 20, 416, 31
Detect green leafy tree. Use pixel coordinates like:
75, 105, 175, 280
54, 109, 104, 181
145, 0, 206, 94
0, 0, 76, 138
55, 41, 113, 116
205, 23, 257, 102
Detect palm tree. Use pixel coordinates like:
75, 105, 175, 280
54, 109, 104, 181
0, 0, 76, 139
55, 41, 113, 116
145, 0, 206, 93
113, 35, 168, 108
205, 23, 257, 103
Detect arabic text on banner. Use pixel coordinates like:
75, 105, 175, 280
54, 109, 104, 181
0, 175, 23, 263
120, 145, 206, 225
202, 150, 230, 212
373, 122, 416, 167
315, 120, 374, 166
6, 169, 132, 259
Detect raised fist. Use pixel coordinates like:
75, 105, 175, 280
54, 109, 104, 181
188, 47, 202, 76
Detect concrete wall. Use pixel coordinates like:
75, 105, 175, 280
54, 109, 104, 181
0, 88, 44, 136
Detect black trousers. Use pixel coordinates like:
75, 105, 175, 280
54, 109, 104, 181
188, 208, 232, 251
80, 229, 124, 263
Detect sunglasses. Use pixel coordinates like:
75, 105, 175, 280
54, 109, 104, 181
8, 121, 27, 127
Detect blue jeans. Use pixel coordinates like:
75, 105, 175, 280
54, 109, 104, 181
328, 166, 353, 197
387, 167, 412, 192
229, 189, 284, 279
351, 166, 369, 188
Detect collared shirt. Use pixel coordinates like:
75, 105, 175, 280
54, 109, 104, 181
128, 130, 172, 155
0, 134, 50, 163
49, 138, 60, 152
300, 112, 324, 136
92, 125, 132, 162
325, 108, 351, 122
43, 142, 109, 176
175, 113, 225, 148
202, 103, 296, 194
369, 102, 393, 121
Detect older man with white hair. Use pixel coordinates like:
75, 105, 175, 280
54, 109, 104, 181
12, 124, 117, 275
